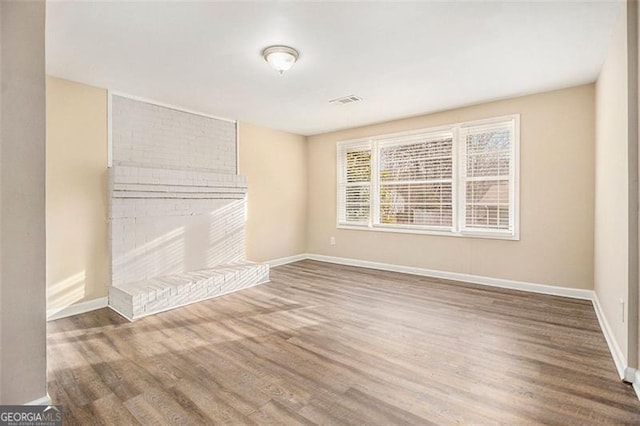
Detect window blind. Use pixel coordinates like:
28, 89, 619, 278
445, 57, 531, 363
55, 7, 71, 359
460, 120, 515, 232
377, 133, 454, 228
338, 143, 372, 225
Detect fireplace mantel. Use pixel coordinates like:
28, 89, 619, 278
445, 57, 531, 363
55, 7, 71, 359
110, 165, 248, 200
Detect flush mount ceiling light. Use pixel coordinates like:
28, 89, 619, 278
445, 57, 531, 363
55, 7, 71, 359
262, 45, 299, 75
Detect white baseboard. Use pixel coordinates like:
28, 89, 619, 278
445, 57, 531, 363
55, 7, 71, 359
591, 293, 627, 380
24, 394, 51, 406
107, 303, 133, 322
47, 296, 108, 321
306, 253, 593, 300
265, 253, 308, 267
634, 370, 640, 400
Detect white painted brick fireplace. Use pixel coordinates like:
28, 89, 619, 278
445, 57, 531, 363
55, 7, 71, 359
108, 95, 268, 320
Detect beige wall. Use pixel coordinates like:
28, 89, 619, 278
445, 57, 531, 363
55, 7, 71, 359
595, 4, 631, 366
239, 122, 307, 262
0, 0, 47, 404
307, 85, 595, 289
45, 82, 309, 316
46, 77, 109, 316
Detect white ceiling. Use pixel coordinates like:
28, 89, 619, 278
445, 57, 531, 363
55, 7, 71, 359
46, 1, 622, 136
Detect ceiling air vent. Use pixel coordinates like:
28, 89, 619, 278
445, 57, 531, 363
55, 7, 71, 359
329, 95, 362, 105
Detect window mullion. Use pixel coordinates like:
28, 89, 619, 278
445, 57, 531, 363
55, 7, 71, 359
371, 139, 379, 228
511, 116, 520, 237
452, 125, 459, 233
457, 125, 467, 233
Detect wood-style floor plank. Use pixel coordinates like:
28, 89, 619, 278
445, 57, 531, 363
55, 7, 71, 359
48, 260, 640, 425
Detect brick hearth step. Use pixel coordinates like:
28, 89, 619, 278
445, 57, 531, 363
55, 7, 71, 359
109, 261, 269, 321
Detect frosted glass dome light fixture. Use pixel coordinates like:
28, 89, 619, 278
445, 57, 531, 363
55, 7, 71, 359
262, 45, 299, 75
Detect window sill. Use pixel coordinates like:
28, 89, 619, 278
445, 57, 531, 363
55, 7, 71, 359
336, 224, 520, 241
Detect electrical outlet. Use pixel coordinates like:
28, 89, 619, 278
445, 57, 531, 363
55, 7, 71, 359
330, 236, 336, 246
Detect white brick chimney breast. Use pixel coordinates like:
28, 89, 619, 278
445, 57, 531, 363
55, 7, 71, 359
108, 95, 268, 320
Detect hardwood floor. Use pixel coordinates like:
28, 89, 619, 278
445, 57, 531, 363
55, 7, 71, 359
48, 260, 640, 425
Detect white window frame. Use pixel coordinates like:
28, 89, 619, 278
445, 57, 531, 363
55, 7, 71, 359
336, 114, 520, 240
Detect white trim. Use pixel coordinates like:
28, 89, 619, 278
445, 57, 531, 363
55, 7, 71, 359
513, 114, 521, 240
336, 223, 519, 241
592, 292, 627, 380
336, 122, 465, 146
24, 394, 51, 406
107, 303, 133, 322
452, 125, 460, 233
376, 128, 455, 146
108, 90, 236, 123
459, 114, 522, 129
305, 253, 593, 300
46, 297, 108, 321
371, 138, 379, 227
633, 369, 640, 401
265, 253, 307, 267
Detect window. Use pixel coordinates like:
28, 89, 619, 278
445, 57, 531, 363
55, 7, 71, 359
377, 131, 454, 229
337, 115, 519, 239
337, 142, 371, 225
